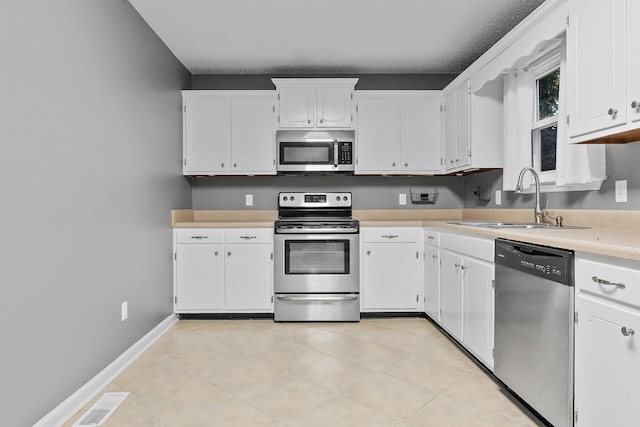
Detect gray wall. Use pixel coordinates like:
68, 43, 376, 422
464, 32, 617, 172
0, 2, 191, 425
464, 143, 640, 210
192, 176, 463, 210
191, 74, 457, 90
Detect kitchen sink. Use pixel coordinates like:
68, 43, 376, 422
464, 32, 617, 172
449, 221, 589, 229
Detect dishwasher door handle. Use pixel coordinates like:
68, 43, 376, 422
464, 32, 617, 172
276, 295, 358, 302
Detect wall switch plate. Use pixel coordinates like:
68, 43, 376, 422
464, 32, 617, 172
245, 194, 253, 206
615, 180, 628, 202
121, 301, 128, 322
495, 190, 502, 205
399, 193, 407, 205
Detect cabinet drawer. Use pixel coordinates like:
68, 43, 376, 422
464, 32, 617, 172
175, 229, 224, 244
576, 256, 640, 308
362, 227, 418, 243
440, 232, 494, 263
225, 228, 273, 244
424, 228, 440, 247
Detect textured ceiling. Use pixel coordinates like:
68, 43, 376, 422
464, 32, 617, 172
127, 0, 546, 75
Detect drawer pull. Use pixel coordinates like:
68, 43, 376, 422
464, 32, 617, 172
382, 235, 398, 239
191, 236, 208, 239
592, 276, 626, 289
621, 327, 635, 337
428, 236, 435, 240
240, 236, 257, 240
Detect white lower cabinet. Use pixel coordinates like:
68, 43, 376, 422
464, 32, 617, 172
430, 230, 495, 369
575, 253, 640, 426
173, 228, 273, 313
361, 227, 423, 312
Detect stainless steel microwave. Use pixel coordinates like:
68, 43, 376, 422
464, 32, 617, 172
276, 130, 355, 174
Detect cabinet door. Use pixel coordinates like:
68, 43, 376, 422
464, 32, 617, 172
225, 243, 273, 311
356, 98, 399, 172
568, 0, 627, 137
424, 246, 439, 320
278, 87, 315, 128
575, 294, 640, 427
317, 87, 353, 128
629, 0, 640, 123
439, 250, 463, 339
454, 82, 471, 169
183, 98, 230, 174
230, 98, 276, 174
363, 242, 419, 310
175, 244, 225, 311
462, 257, 495, 369
401, 98, 442, 173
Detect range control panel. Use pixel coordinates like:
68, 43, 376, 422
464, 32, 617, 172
278, 192, 352, 208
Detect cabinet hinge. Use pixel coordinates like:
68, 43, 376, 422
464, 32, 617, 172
468, 149, 472, 158
440, 105, 444, 113
174, 296, 177, 304
356, 104, 359, 112
271, 295, 274, 303
351, 93, 354, 100
492, 279, 495, 289
416, 294, 419, 303
183, 105, 186, 113
184, 158, 187, 166
566, 115, 570, 126
272, 105, 275, 112
273, 158, 275, 166
575, 310, 578, 324
416, 251, 419, 259
277, 115, 280, 123
574, 410, 578, 423
351, 114, 353, 122
566, 15, 570, 27
174, 252, 177, 261
492, 348, 495, 357
277, 93, 280, 100
271, 252, 274, 260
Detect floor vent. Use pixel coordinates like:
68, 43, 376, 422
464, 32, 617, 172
73, 392, 129, 426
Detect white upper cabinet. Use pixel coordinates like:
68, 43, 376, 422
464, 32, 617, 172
567, 0, 627, 138
568, 0, 640, 143
272, 78, 358, 129
443, 78, 503, 173
355, 91, 443, 175
182, 91, 276, 176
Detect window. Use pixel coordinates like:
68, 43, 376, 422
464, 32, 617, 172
530, 49, 561, 184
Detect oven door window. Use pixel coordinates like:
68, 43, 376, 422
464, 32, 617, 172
280, 142, 333, 165
285, 240, 349, 274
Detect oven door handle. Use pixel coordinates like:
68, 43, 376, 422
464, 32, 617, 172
276, 295, 358, 302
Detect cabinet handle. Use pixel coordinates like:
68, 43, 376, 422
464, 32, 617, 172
427, 236, 434, 240
307, 119, 311, 124
392, 162, 396, 167
432, 254, 438, 259
319, 118, 324, 123
454, 263, 460, 269
214, 251, 218, 256
608, 108, 618, 116
632, 101, 639, 109
622, 327, 635, 337
404, 163, 408, 167
382, 235, 398, 239
227, 252, 231, 257
233, 163, 237, 168
191, 236, 208, 239
221, 163, 225, 167
367, 250, 371, 256
592, 276, 626, 289
240, 236, 257, 240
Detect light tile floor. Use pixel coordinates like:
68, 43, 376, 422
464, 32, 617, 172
65, 318, 544, 426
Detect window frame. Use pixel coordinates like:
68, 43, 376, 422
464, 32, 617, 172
530, 48, 561, 185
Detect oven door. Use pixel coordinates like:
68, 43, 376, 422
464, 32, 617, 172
274, 233, 359, 293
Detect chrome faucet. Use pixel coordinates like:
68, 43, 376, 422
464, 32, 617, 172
515, 167, 543, 224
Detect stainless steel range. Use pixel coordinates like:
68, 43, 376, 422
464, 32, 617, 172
274, 192, 360, 322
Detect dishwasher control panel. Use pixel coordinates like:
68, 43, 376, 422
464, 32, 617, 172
495, 239, 574, 286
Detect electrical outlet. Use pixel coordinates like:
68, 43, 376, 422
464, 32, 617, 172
399, 193, 407, 205
121, 301, 128, 322
615, 180, 628, 202
245, 194, 253, 206
495, 190, 502, 206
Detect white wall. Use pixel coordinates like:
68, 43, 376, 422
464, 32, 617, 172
0, 1, 191, 425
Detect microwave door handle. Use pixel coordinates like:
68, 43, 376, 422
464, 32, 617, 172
334, 140, 339, 167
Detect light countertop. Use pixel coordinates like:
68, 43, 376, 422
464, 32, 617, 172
172, 209, 640, 262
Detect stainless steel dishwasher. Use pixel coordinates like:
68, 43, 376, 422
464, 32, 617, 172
494, 239, 574, 427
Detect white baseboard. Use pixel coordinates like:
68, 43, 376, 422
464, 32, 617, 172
34, 314, 179, 427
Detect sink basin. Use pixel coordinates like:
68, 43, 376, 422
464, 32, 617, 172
449, 221, 589, 229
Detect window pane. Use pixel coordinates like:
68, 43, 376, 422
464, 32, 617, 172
537, 68, 560, 120
540, 125, 557, 172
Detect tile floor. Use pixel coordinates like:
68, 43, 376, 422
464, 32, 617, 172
65, 318, 544, 426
